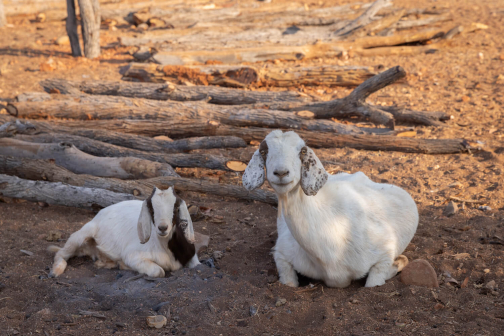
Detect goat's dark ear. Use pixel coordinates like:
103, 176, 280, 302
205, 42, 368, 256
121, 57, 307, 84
242, 149, 265, 190
300, 147, 328, 196
137, 187, 156, 244
175, 198, 195, 244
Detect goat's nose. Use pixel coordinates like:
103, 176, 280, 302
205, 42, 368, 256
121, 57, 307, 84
274, 170, 290, 178
158, 225, 168, 233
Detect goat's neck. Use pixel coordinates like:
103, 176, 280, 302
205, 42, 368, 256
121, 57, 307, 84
278, 185, 328, 253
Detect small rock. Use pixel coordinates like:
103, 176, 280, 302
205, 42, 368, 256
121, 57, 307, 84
443, 201, 458, 217
40, 58, 57, 72
213, 251, 223, 260
243, 217, 251, 222
20, 249, 34, 256
434, 303, 444, 310
216, 321, 221, 326
115, 322, 125, 328
207, 301, 216, 313
484, 269, 490, 274
226, 247, 231, 252
236, 319, 248, 327
478, 205, 492, 211
137, 23, 149, 30
448, 181, 462, 189
35, 13, 46, 23
400, 259, 439, 288
249, 305, 258, 316
275, 298, 287, 307
499, 54, 504, 61
146, 315, 167, 329
46, 230, 62, 242
55, 36, 70, 46
461, 95, 471, 103
486, 280, 496, 291
0, 282, 5, 292
497, 74, 504, 83
453, 252, 470, 260
36, 308, 51, 316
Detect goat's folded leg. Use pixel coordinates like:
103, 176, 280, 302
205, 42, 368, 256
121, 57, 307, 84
126, 256, 166, 278
365, 258, 397, 287
274, 251, 299, 287
186, 254, 200, 268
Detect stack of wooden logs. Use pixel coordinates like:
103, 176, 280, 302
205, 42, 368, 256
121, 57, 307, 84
0, 65, 475, 211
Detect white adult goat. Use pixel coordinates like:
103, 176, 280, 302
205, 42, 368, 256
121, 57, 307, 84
243, 130, 418, 288
48, 187, 200, 278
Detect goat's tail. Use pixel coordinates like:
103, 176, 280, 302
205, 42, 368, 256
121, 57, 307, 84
47, 245, 61, 254
393, 255, 409, 272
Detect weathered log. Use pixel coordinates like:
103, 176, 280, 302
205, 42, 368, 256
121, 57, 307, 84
14, 133, 246, 171
0, 114, 471, 154
209, 125, 472, 154
0, 138, 178, 179
348, 9, 405, 38
7, 99, 370, 135
77, 0, 101, 58
0, 174, 135, 209
39, 78, 310, 105
122, 63, 376, 88
1, 112, 247, 152
0, 156, 278, 204
66, 0, 82, 57
262, 66, 452, 127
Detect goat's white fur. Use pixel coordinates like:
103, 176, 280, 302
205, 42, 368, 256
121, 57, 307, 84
48, 187, 199, 278
243, 130, 418, 288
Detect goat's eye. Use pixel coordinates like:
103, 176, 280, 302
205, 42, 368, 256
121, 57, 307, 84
260, 150, 266, 155
300, 147, 307, 155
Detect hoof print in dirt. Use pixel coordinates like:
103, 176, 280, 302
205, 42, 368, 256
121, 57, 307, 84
400, 259, 439, 288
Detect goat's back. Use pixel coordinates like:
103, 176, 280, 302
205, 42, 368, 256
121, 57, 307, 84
324, 171, 418, 254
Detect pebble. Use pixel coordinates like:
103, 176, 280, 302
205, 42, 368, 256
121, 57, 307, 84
213, 251, 223, 260
486, 280, 496, 290
400, 259, 439, 288
55, 36, 70, 46
146, 315, 167, 329
443, 201, 458, 217
275, 298, 287, 307
249, 305, 258, 316
137, 23, 149, 30
484, 269, 490, 274
434, 303, 444, 310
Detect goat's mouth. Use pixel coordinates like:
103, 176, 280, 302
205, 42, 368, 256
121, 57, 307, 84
271, 181, 293, 186
158, 232, 169, 237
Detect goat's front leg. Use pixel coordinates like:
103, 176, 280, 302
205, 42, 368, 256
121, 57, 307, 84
274, 250, 298, 287
186, 254, 200, 268
126, 255, 165, 278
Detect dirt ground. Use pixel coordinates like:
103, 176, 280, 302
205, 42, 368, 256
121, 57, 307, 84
1, 0, 504, 335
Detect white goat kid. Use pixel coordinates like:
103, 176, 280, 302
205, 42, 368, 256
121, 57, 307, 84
48, 187, 200, 278
243, 130, 418, 288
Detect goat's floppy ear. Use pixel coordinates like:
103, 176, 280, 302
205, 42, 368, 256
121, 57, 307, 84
242, 149, 265, 190
300, 146, 328, 196
176, 199, 195, 244
137, 187, 156, 244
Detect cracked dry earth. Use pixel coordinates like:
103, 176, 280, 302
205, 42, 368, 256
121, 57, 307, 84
1, 0, 504, 335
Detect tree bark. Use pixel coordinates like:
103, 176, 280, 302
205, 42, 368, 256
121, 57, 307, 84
14, 133, 246, 171
0, 156, 278, 204
66, 0, 82, 57
77, 0, 100, 58
0, 0, 7, 28
0, 174, 136, 209
0, 138, 178, 179
39, 78, 310, 105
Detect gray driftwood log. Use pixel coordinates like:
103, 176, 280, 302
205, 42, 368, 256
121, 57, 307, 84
0, 156, 278, 204
0, 138, 178, 179
39, 78, 310, 105
0, 174, 135, 209
14, 133, 247, 171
